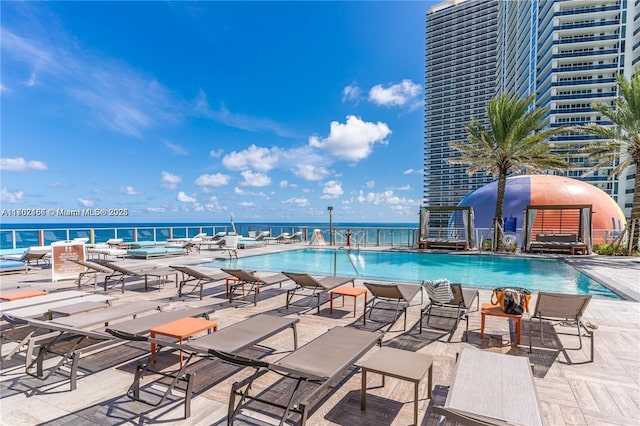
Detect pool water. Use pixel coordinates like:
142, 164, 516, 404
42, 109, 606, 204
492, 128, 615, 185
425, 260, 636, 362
205, 249, 619, 299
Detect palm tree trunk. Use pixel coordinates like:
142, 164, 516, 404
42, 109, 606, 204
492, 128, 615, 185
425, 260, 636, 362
493, 172, 507, 251
630, 169, 640, 251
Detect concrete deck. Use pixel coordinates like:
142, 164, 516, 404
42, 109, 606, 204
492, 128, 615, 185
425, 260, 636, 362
0, 245, 638, 425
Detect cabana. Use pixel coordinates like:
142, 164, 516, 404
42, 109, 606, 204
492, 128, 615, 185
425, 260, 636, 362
523, 204, 593, 254
418, 206, 475, 250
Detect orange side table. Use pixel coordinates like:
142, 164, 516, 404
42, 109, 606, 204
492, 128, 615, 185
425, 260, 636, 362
150, 317, 218, 367
0, 289, 47, 301
225, 276, 259, 296
480, 303, 522, 345
329, 286, 368, 317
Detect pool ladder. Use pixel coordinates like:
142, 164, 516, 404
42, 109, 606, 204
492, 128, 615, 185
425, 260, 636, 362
334, 247, 360, 276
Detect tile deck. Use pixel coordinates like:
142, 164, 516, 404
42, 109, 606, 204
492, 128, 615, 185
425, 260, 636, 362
1, 245, 638, 425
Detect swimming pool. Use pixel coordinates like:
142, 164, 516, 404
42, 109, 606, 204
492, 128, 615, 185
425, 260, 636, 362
205, 249, 620, 299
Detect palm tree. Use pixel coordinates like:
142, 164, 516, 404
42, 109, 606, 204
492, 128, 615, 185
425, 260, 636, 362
449, 93, 571, 251
572, 71, 640, 251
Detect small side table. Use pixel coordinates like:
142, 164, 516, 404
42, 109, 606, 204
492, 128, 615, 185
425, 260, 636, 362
0, 289, 47, 301
570, 245, 587, 255
480, 303, 522, 345
150, 317, 218, 367
361, 347, 433, 425
143, 268, 179, 291
330, 286, 368, 317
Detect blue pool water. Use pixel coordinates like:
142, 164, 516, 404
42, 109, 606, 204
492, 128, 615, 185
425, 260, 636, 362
205, 249, 620, 299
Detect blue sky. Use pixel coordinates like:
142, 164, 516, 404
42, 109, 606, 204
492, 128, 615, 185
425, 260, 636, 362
1, 1, 437, 224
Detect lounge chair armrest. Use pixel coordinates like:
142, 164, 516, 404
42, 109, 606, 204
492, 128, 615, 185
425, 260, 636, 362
105, 328, 149, 342
208, 349, 269, 368
2, 314, 29, 325
433, 406, 514, 426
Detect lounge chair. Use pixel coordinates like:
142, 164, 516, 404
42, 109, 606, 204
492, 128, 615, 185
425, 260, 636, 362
126, 247, 187, 259
170, 265, 229, 299
4, 301, 166, 390
71, 259, 114, 290
4, 246, 51, 266
221, 268, 290, 306
420, 280, 479, 341
433, 347, 543, 425
108, 314, 300, 419
281, 271, 355, 313
283, 231, 303, 243
265, 232, 289, 244
86, 244, 128, 260
73, 260, 147, 293
215, 326, 382, 425
0, 291, 114, 361
221, 235, 239, 259
0, 259, 28, 274
528, 292, 594, 362
166, 238, 202, 254
362, 282, 423, 331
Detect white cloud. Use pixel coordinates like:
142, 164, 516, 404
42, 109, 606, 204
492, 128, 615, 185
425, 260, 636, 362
222, 144, 280, 172
163, 141, 188, 155
283, 197, 309, 207
309, 115, 391, 162
195, 91, 297, 138
342, 83, 361, 103
147, 207, 166, 213
365, 180, 375, 188
293, 164, 329, 181
234, 187, 266, 197
120, 186, 139, 195
355, 190, 420, 208
195, 173, 230, 187
403, 168, 423, 175
209, 149, 223, 158
391, 184, 411, 191
200, 196, 226, 212
239, 201, 256, 207
239, 170, 271, 187
48, 182, 70, 188
0, 157, 48, 171
161, 171, 182, 189
279, 180, 289, 188
78, 198, 94, 207
177, 191, 196, 202
321, 180, 344, 199
0, 188, 24, 203
368, 79, 422, 109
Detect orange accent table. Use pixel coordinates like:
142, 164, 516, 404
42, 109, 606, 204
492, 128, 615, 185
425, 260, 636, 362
329, 286, 368, 317
480, 303, 522, 345
150, 317, 218, 367
226, 275, 259, 296
0, 289, 47, 301
570, 245, 588, 255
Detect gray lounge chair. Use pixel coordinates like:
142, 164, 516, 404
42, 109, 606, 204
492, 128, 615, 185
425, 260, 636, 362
282, 271, 355, 313
433, 348, 543, 425
221, 268, 290, 306
170, 265, 229, 299
528, 291, 594, 362
362, 281, 423, 331
109, 314, 300, 419
71, 259, 114, 290
420, 281, 479, 341
4, 301, 166, 390
214, 326, 382, 425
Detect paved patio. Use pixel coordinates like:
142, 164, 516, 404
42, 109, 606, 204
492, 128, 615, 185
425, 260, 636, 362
1, 245, 638, 425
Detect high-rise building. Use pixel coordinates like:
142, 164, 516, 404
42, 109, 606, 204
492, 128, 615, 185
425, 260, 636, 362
424, 0, 498, 208
425, 0, 638, 217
